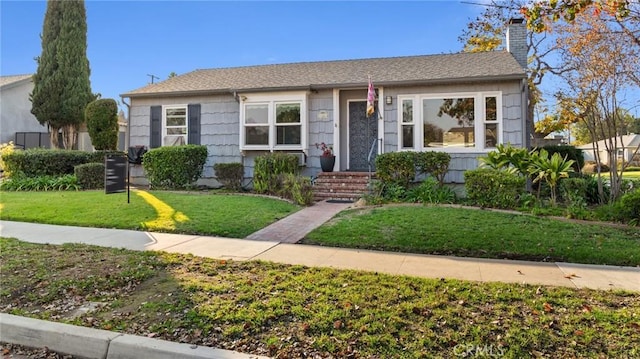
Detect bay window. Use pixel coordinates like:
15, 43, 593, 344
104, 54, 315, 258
398, 92, 501, 152
240, 93, 307, 151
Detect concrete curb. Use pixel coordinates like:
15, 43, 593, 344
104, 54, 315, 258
0, 313, 270, 359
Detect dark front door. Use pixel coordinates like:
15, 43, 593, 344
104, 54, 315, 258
348, 101, 378, 172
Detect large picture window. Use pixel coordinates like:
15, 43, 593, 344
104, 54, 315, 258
398, 92, 501, 152
240, 93, 307, 151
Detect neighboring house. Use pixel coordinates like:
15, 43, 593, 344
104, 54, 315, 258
0, 74, 48, 147
578, 134, 640, 166
121, 20, 528, 187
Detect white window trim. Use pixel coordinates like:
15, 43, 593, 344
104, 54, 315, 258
397, 91, 502, 153
162, 104, 188, 146
239, 92, 308, 152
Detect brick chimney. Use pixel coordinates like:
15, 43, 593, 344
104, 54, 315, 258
506, 18, 527, 69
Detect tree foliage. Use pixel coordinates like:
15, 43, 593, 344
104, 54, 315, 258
30, 0, 93, 149
555, 6, 639, 202
459, 1, 565, 140
85, 99, 119, 150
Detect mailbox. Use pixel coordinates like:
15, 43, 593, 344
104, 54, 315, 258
128, 146, 147, 164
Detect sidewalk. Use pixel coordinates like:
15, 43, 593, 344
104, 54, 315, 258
1, 218, 638, 292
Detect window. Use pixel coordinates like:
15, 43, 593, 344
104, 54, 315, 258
398, 92, 501, 152
401, 99, 414, 149
164, 106, 187, 146
240, 93, 307, 151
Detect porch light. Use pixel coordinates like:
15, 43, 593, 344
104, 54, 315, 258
385, 96, 392, 105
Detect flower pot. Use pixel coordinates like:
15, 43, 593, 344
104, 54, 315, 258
320, 156, 335, 172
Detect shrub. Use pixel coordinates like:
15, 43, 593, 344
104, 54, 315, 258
559, 177, 588, 204
407, 177, 456, 204
464, 168, 526, 209
414, 151, 451, 185
214, 162, 244, 191
85, 98, 119, 150
282, 173, 314, 206
375, 152, 416, 188
75, 162, 105, 190
253, 153, 299, 195
0, 174, 79, 191
604, 189, 640, 225
582, 161, 609, 174
87, 150, 127, 164
143, 145, 208, 189
625, 166, 640, 172
539, 145, 584, 173
0, 141, 16, 174
1, 149, 90, 178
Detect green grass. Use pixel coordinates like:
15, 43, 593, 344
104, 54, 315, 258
1, 238, 638, 358
0, 190, 298, 238
304, 205, 640, 266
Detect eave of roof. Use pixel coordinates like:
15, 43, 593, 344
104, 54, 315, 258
0, 74, 33, 89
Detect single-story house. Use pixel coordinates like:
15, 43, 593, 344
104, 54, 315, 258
0, 74, 48, 147
121, 19, 528, 187
578, 134, 640, 166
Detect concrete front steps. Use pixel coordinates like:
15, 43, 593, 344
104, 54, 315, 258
313, 171, 373, 202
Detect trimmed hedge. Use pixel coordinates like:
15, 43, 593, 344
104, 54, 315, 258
253, 153, 299, 194
85, 98, 119, 150
2, 149, 90, 178
1, 149, 126, 179
464, 168, 526, 209
375, 152, 417, 187
214, 162, 244, 190
75, 162, 105, 190
142, 145, 208, 189
87, 150, 126, 164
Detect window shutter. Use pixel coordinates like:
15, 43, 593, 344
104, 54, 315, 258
150, 106, 162, 148
188, 104, 201, 145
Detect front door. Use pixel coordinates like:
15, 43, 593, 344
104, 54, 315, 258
348, 101, 378, 171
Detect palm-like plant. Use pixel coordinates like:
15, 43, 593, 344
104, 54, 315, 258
529, 149, 575, 204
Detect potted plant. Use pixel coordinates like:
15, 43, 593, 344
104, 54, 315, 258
316, 142, 335, 172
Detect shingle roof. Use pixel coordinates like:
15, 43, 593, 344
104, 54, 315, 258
122, 51, 526, 98
0, 74, 32, 89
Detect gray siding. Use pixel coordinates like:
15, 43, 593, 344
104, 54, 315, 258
127, 80, 524, 186
129, 95, 241, 186
0, 79, 47, 145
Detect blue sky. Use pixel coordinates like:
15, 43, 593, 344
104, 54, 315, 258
1, 0, 489, 110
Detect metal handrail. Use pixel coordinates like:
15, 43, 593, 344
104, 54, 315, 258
367, 137, 378, 173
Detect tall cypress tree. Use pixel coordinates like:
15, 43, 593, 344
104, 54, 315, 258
30, 0, 92, 149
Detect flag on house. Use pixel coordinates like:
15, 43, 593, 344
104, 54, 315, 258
366, 76, 375, 117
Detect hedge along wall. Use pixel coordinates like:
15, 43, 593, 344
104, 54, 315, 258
1, 149, 126, 178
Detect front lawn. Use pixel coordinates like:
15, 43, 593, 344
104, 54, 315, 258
1, 238, 638, 358
303, 205, 640, 266
0, 190, 299, 238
